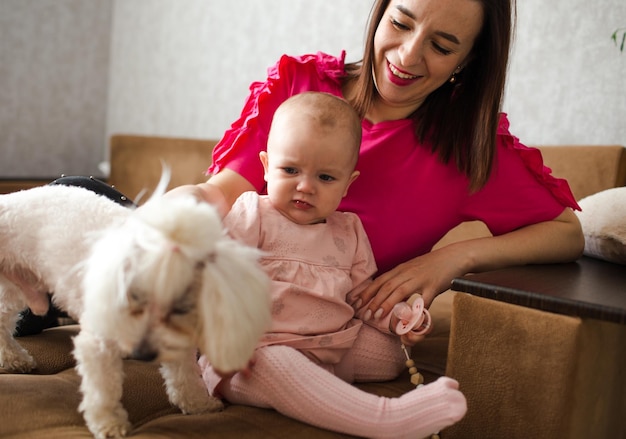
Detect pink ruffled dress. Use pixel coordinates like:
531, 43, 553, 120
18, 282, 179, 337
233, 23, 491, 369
224, 192, 378, 363
202, 192, 381, 394
209, 51, 580, 275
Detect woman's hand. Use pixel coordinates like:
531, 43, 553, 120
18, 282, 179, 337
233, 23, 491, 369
359, 245, 470, 322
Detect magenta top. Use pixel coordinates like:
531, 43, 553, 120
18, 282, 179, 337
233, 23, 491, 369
209, 52, 580, 274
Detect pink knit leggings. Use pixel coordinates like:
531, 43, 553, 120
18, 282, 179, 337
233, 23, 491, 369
200, 325, 466, 439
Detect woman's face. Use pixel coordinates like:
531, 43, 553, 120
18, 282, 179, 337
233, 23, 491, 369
371, 0, 483, 121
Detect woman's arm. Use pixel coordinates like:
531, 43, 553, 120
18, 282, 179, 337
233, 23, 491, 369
165, 169, 255, 218
357, 207, 584, 322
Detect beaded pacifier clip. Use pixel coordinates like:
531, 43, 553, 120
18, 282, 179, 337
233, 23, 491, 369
393, 295, 440, 439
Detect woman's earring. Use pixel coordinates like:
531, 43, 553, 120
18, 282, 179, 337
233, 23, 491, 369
449, 66, 462, 84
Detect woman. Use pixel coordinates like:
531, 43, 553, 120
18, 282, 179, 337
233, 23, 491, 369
175, 0, 583, 335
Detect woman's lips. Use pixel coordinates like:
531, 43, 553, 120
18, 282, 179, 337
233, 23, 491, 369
386, 61, 420, 86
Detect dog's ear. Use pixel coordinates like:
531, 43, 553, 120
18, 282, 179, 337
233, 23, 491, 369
197, 238, 271, 373
80, 227, 137, 334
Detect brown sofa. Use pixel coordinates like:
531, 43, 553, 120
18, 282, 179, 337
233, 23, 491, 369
1, 136, 625, 439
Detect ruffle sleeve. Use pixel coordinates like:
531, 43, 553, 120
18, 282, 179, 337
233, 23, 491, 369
208, 52, 347, 192
497, 114, 581, 211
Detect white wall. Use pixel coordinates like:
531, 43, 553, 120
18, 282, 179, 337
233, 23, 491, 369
0, 0, 112, 178
1, 1, 624, 178
503, 0, 626, 145
106, 1, 371, 143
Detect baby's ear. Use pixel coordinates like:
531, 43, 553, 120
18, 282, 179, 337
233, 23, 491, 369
259, 151, 270, 181
343, 170, 360, 197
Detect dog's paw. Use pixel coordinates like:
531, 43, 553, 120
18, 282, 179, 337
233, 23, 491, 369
163, 371, 224, 414
85, 409, 131, 439
82, 402, 131, 439
178, 393, 224, 415
91, 420, 132, 439
169, 381, 224, 414
0, 343, 37, 373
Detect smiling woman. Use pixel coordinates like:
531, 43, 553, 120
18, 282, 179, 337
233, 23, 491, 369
345, 0, 512, 191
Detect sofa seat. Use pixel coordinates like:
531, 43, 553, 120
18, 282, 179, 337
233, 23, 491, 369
2, 324, 445, 439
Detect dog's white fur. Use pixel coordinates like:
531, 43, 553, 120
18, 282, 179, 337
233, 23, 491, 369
0, 181, 271, 439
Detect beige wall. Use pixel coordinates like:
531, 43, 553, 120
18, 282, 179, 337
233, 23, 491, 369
1, 0, 625, 178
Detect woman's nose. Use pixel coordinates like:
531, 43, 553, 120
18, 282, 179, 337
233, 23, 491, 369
398, 33, 424, 67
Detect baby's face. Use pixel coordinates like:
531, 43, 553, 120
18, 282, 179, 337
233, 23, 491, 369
261, 117, 359, 225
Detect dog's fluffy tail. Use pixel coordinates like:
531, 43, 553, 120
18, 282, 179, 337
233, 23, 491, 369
198, 238, 271, 373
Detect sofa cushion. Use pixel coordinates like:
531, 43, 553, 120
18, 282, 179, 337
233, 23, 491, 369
537, 145, 626, 200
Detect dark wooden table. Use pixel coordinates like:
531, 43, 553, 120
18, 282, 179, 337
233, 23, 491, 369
446, 256, 626, 438
451, 256, 626, 324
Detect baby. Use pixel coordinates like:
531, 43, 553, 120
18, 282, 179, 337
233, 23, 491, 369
200, 91, 466, 439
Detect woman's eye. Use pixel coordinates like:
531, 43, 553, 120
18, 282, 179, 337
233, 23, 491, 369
391, 18, 410, 31
432, 42, 452, 55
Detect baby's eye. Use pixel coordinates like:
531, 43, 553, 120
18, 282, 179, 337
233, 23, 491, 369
319, 174, 336, 182
281, 167, 298, 175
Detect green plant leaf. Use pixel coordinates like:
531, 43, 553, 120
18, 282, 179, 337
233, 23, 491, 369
612, 28, 626, 52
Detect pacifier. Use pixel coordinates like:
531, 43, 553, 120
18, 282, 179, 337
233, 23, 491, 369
392, 294, 431, 335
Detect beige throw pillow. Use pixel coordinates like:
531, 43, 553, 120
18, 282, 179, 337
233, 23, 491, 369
575, 187, 626, 264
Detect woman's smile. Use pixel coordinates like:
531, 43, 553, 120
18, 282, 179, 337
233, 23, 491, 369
387, 60, 420, 86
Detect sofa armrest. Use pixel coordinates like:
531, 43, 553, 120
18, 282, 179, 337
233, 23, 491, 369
537, 144, 626, 200
108, 134, 217, 203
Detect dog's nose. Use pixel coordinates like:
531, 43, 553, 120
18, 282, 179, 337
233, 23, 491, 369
131, 341, 158, 362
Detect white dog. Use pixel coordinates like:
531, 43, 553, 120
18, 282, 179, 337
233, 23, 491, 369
0, 179, 271, 439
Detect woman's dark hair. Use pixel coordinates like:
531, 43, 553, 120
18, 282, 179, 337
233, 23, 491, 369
345, 0, 516, 191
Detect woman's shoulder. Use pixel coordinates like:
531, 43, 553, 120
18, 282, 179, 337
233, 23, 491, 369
267, 51, 347, 88
271, 51, 346, 74
494, 113, 579, 210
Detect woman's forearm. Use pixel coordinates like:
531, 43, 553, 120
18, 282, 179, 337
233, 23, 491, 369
165, 169, 255, 218
457, 208, 585, 274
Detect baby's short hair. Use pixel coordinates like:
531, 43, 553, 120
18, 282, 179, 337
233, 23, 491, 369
273, 92, 362, 162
